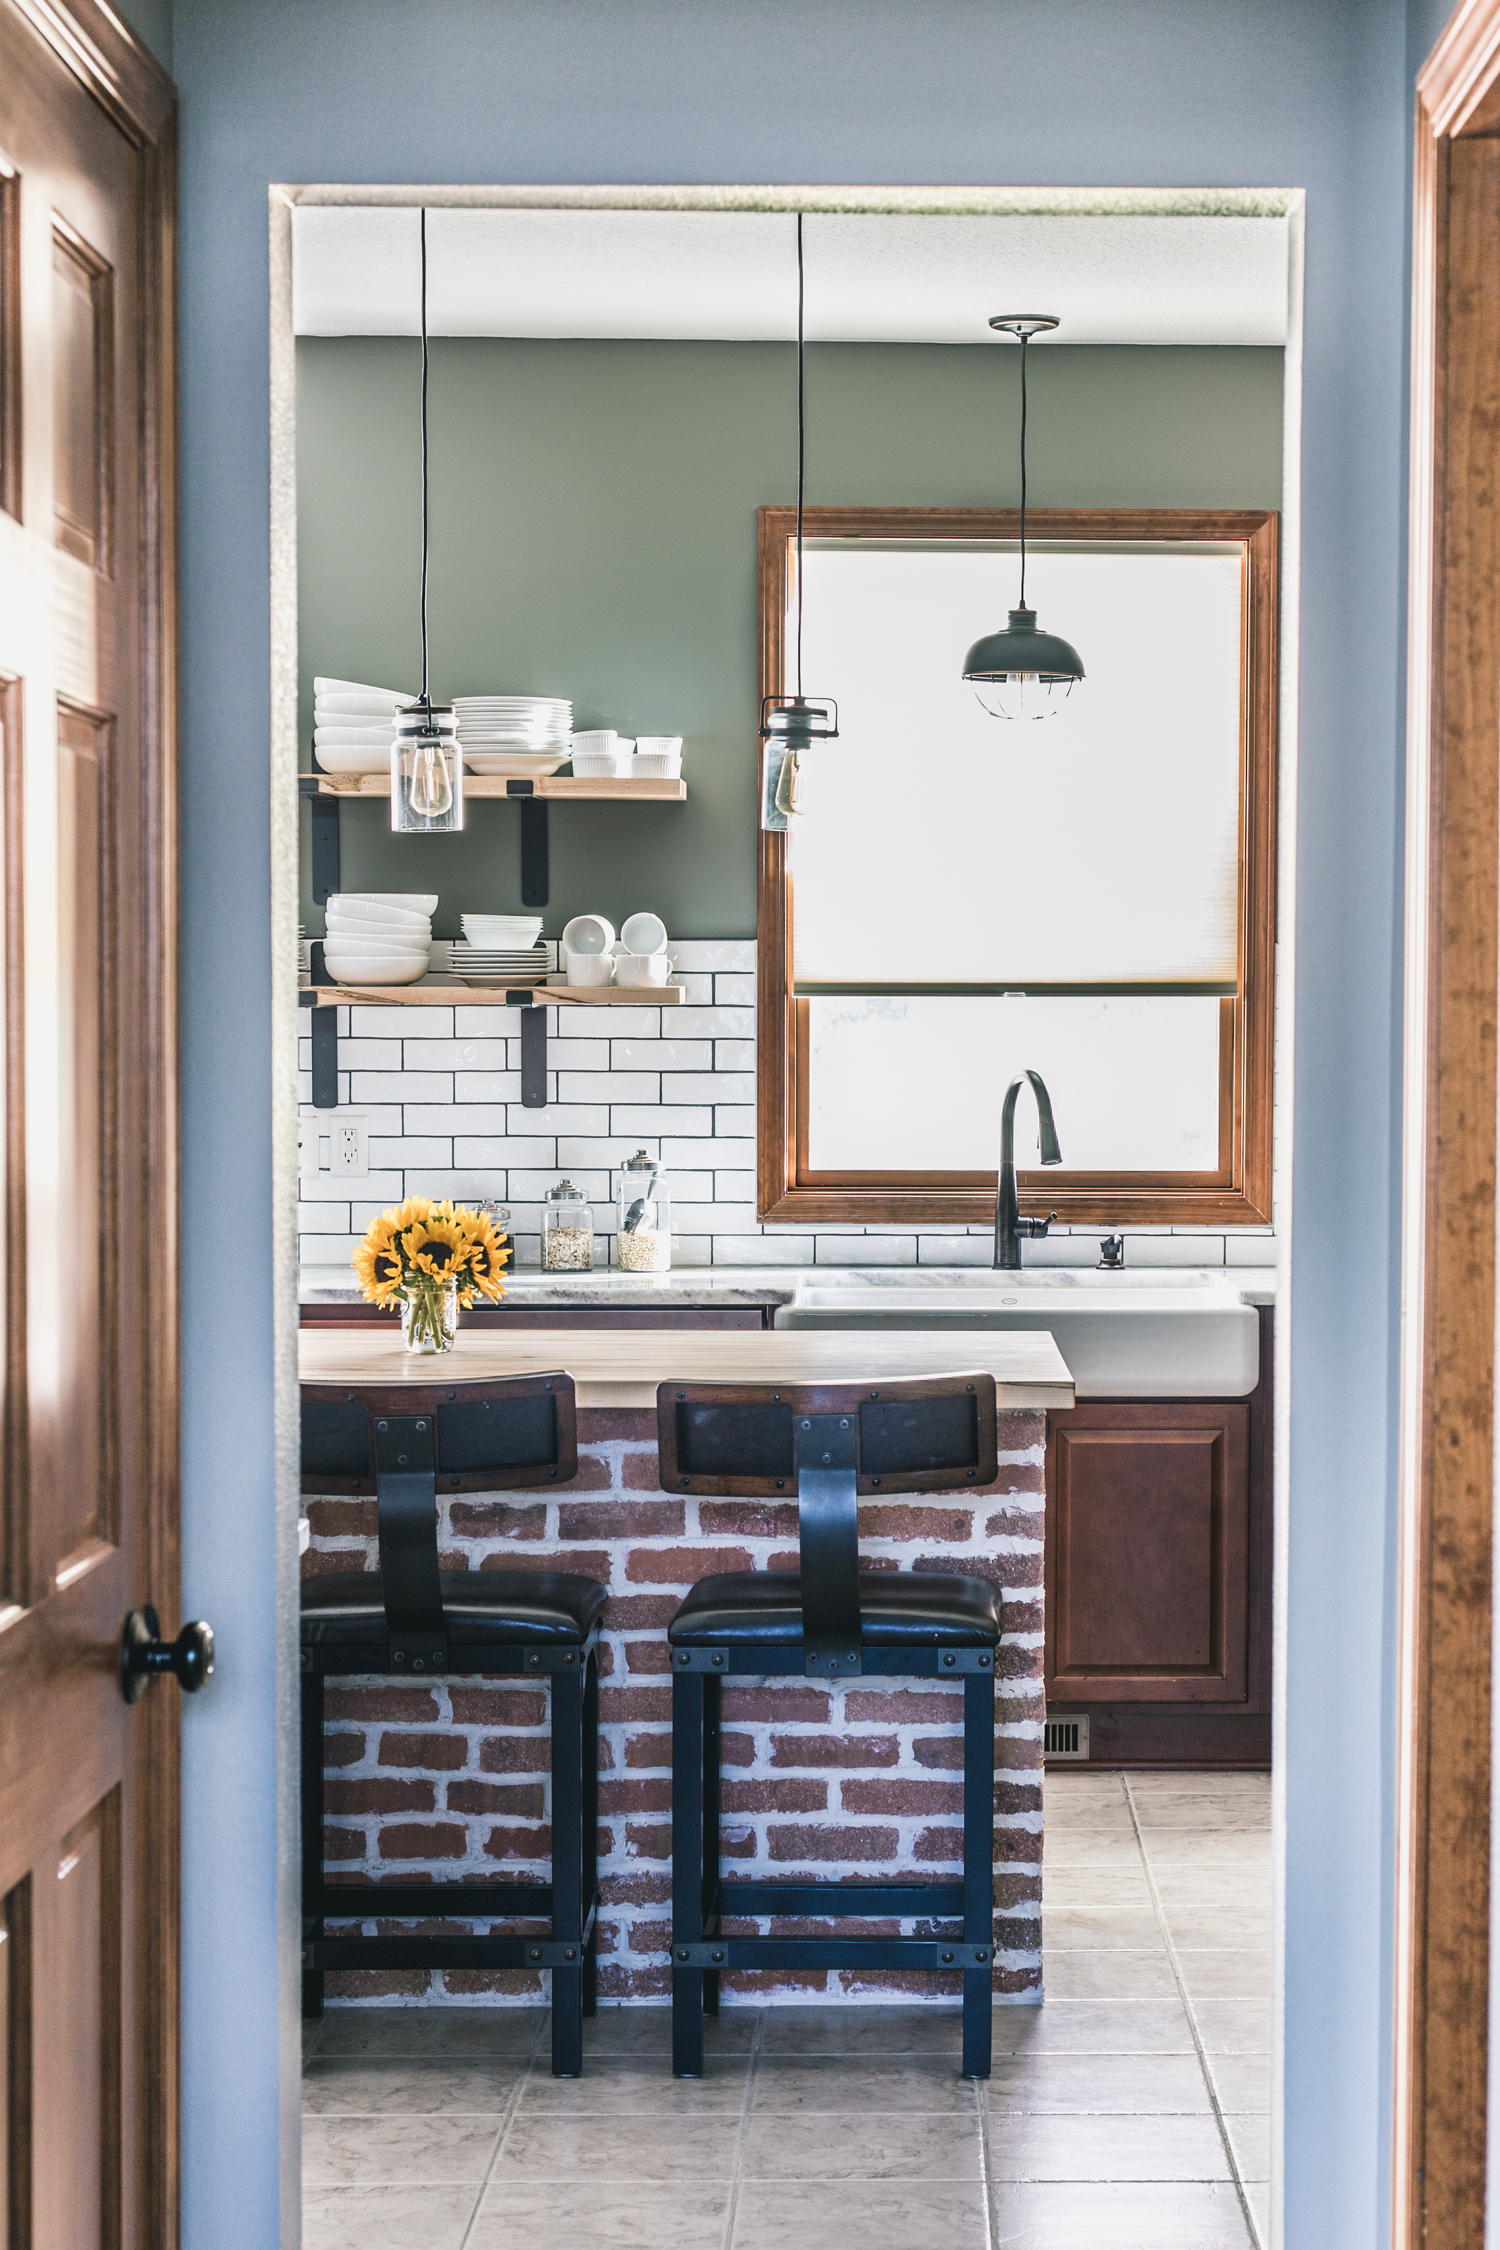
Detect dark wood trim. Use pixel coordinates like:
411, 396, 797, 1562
0, 674, 22, 1618
756, 506, 1278, 1228
0, 165, 18, 523
1397, 12, 1500, 2243
4, 0, 173, 143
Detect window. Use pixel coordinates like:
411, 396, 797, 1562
756, 508, 1277, 1225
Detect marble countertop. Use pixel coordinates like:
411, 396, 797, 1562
301, 1263, 1278, 1311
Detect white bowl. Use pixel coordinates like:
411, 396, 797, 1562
322, 949, 430, 987
616, 951, 671, 986
462, 753, 570, 777
565, 950, 614, 987
560, 913, 614, 957
635, 736, 683, 755
632, 753, 682, 779
620, 910, 668, 955
462, 917, 543, 943
319, 935, 430, 961
325, 901, 433, 933
570, 751, 629, 778
311, 745, 394, 776
338, 889, 436, 906
314, 677, 411, 705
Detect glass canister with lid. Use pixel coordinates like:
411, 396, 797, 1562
540, 1180, 594, 1272
616, 1149, 671, 1272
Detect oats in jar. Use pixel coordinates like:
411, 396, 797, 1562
542, 1224, 594, 1271
616, 1227, 669, 1272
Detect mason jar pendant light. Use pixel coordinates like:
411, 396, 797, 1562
392, 207, 464, 833
760, 212, 837, 822
963, 315, 1084, 721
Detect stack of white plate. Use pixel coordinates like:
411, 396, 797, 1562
322, 892, 437, 987
454, 696, 572, 779
311, 677, 409, 776
450, 942, 550, 987
298, 924, 311, 981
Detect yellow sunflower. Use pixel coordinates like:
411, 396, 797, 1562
387, 1194, 435, 1233
461, 1210, 511, 1301
402, 1212, 468, 1280
353, 1214, 406, 1305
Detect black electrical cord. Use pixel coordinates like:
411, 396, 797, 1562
795, 209, 805, 699
419, 205, 431, 711
1018, 329, 1029, 612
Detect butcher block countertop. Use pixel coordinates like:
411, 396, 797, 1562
297, 1325, 1076, 1411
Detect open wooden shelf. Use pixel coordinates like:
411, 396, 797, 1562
300, 983, 685, 1006
308, 772, 686, 802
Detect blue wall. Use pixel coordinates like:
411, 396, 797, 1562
169, 2, 1415, 2243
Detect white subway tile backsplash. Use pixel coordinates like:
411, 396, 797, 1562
296, 935, 1278, 1286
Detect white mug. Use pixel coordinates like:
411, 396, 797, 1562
616, 952, 671, 986
560, 913, 615, 956
566, 949, 615, 986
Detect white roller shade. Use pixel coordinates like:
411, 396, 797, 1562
789, 545, 1244, 988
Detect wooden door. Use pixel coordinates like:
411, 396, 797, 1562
0, 6, 177, 2247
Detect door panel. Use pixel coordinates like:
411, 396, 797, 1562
0, 7, 176, 2247
1046, 1402, 1250, 1703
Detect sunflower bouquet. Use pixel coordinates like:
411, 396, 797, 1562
353, 1197, 510, 1352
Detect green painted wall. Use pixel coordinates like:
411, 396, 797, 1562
298, 339, 1283, 939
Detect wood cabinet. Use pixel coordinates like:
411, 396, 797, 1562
1044, 1305, 1273, 1767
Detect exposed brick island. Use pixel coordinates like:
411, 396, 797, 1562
298, 1324, 1070, 2010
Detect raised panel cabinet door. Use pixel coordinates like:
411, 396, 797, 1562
0, 8, 176, 2248
1045, 1403, 1251, 1703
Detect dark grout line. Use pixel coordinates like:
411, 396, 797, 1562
456, 2005, 551, 2250
1121, 1777, 1262, 2250
720, 2006, 765, 2250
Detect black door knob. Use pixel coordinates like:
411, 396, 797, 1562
121, 1606, 215, 1705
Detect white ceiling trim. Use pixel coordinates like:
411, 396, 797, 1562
292, 204, 1291, 348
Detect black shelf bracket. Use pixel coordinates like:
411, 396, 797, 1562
300, 774, 341, 905
507, 780, 549, 908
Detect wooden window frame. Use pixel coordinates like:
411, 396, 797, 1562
756, 505, 1279, 1227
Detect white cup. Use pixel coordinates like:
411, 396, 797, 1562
566, 949, 615, 987
620, 911, 668, 956
616, 952, 671, 986
560, 913, 615, 956
570, 731, 618, 757
634, 737, 683, 756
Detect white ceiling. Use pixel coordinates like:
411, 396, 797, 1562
291, 206, 1290, 348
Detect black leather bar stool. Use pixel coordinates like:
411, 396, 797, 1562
300, 1370, 605, 2076
660, 1372, 1003, 2081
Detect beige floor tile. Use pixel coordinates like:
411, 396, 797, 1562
1042, 1800, 1137, 1834
1125, 1774, 1269, 1797
302, 2058, 522, 2115
302, 2183, 478, 2250
1042, 1833, 1149, 1866
732, 2178, 990, 2250
310, 2005, 543, 2057
993, 2000, 1193, 2055
989, 2177, 1254, 2246
758, 2003, 961, 2054
1042, 1870, 1156, 1909
752, 2053, 979, 2112
1161, 1911, 1272, 1949
1223, 2111, 1269, 2181
1132, 1802, 1272, 1832
492, 2113, 740, 2180
988, 2111, 1232, 2182
1207, 2053, 1271, 2113
1044, 1909, 1164, 1950
741, 2108, 982, 2179
301, 2114, 500, 2187
583, 2004, 758, 2054
1191, 1999, 1270, 2054
1144, 1842, 1272, 1872
472, 2179, 733, 2246
513, 2052, 749, 2114
1043, 1950, 1178, 2000
987, 2051, 1212, 2115
1151, 1880, 1271, 1916
1175, 1951, 1272, 2000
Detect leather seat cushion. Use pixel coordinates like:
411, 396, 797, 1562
300, 1569, 607, 1647
668, 1568, 1002, 1648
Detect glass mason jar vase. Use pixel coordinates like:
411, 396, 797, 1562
541, 1180, 594, 1271
401, 1275, 459, 1353
616, 1149, 670, 1271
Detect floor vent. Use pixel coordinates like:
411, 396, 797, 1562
1044, 1715, 1090, 1761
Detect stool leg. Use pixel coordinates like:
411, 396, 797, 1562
672, 1668, 706, 2075
961, 1668, 996, 2080
300, 1666, 325, 2020
549, 1662, 585, 2077
701, 1673, 721, 2018
582, 1646, 600, 2019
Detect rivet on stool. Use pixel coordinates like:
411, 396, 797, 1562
711, 1949, 724, 1963
941, 1950, 954, 1963
677, 1948, 690, 1962
712, 1652, 724, 1665
943, 1653, 956, 1667
976, 1950, 989, 1963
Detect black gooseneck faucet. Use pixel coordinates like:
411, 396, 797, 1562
994, 1069, 1062, 1269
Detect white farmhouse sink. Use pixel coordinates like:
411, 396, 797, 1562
773, 1268, 1263, 1398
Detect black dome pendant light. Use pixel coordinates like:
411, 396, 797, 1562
963, 315, 1084, 721
760, 212, 837, 817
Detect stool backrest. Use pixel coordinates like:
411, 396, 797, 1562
657, 1374, 997, 1675
300, 1372, 578, 1671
